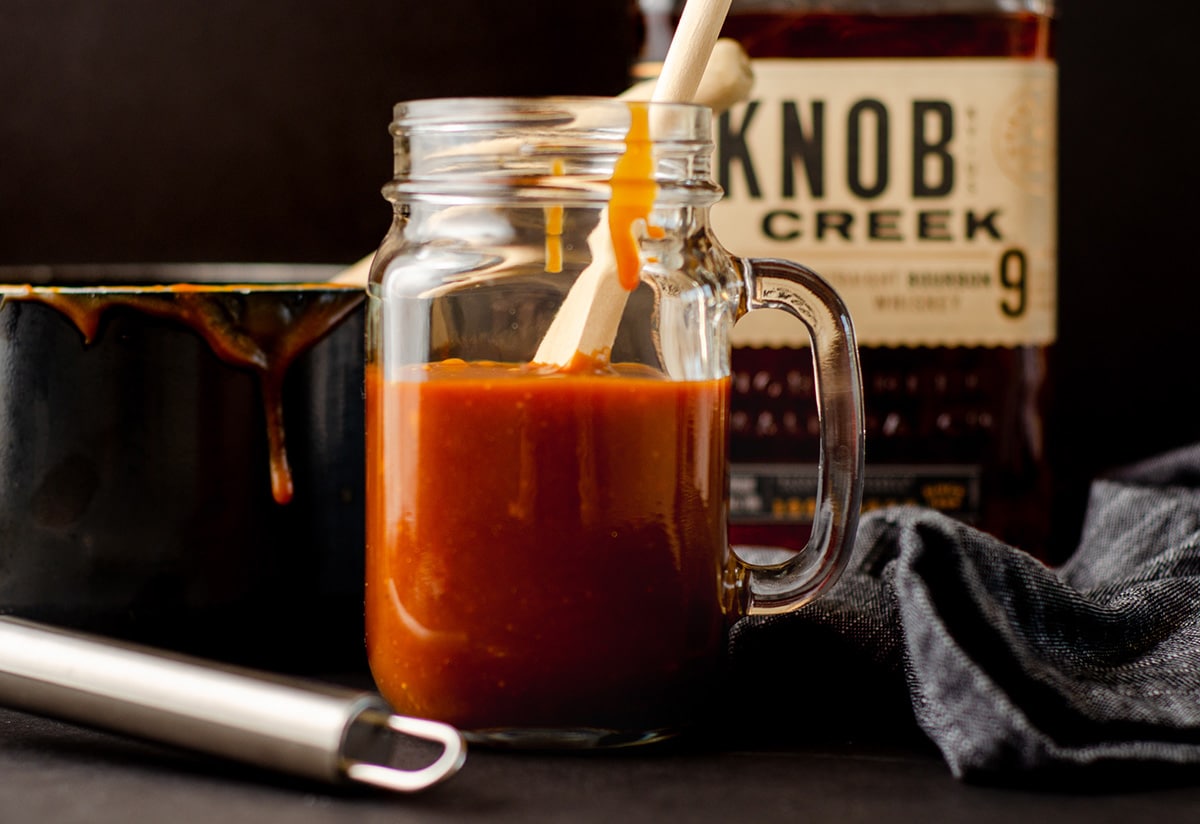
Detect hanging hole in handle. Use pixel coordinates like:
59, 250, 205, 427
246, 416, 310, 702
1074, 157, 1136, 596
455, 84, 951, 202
731, 256, 866, 616
342, 710, 467, 793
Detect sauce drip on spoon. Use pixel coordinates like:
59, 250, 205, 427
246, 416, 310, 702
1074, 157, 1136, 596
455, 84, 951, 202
607, 102, 661, 293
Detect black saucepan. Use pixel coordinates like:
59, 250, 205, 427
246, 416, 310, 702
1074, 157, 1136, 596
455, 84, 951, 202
0, 265, 367, 671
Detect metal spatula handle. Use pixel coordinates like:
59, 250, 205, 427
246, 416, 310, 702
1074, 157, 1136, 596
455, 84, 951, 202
0, 617, 465, 793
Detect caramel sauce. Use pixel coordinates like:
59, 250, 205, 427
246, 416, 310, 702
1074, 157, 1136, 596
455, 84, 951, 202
365, 360, 730, 731
1, 283, 364, 504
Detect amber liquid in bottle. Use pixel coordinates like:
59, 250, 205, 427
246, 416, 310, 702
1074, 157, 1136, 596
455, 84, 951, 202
717, 8, 1056, 555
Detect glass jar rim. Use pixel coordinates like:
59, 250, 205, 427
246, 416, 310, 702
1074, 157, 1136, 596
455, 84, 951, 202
390, 96, 713, 133
386, 96, 721, 207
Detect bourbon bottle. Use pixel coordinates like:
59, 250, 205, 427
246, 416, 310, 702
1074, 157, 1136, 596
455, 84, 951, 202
706, 0, 1058, 553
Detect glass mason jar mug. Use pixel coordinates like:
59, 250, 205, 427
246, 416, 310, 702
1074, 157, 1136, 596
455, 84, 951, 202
365, 97, 865, 748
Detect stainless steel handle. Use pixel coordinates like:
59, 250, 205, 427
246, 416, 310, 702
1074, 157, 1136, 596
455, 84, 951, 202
0, 617, 465, 793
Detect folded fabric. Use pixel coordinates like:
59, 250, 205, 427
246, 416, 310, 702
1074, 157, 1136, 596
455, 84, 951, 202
728, 443, 1200, 780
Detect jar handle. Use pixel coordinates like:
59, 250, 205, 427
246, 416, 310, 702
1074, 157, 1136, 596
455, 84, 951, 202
735, 257, 865, 615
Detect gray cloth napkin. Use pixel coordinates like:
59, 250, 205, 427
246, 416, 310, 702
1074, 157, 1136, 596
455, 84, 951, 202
728, 444, 1200, 780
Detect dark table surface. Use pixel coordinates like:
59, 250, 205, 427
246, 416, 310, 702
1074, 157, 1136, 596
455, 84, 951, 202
5, 704, 1200, 824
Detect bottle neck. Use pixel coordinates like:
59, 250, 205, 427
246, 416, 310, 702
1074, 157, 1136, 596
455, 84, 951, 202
726, 0, 1053, 12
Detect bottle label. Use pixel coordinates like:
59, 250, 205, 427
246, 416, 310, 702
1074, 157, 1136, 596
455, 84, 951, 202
731, 463, 982, 524
713, 58, 1057, 348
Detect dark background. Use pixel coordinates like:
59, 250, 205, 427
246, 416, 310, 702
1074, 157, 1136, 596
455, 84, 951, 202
1, 0, 1198, 557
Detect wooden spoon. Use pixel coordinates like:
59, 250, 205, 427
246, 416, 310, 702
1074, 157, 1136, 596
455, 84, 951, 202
533, 0, 735, 367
